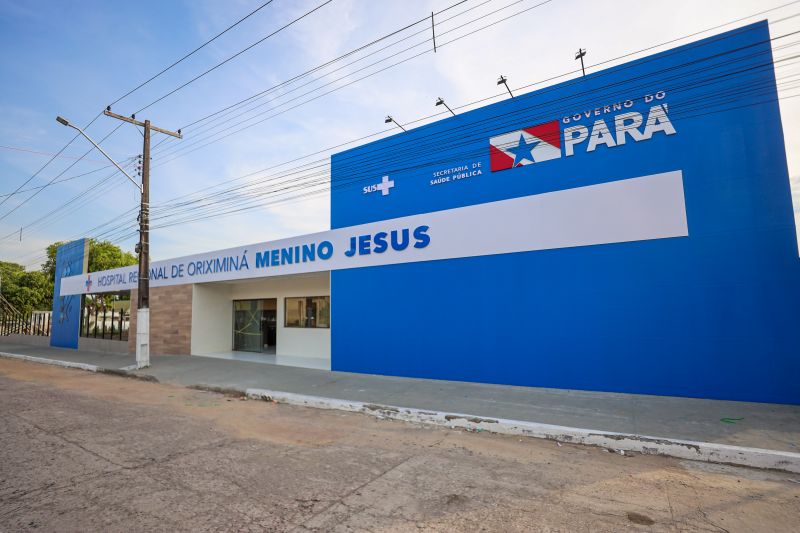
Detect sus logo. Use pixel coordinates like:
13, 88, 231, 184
489, 120, 561, 172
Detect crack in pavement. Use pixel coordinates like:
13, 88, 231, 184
288, 454, 417, 532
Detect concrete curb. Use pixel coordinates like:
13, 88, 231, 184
0, 351, 100, 372
3, 351, 798, 474
0, 351, 156, 381
245, 387, 800, 474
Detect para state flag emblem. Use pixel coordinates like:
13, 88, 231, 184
489, 120, 561, 172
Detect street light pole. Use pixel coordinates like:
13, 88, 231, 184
497, 75, 514, 98
575, 48, 587, 77
435, 97, 456, 116
55, 117, 141, 192
384, 115, 407, 132
103, 108, 181, 369
56, 112, 181, 369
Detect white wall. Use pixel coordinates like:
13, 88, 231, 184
190, 272, 331, 362
191, 283, 233, 354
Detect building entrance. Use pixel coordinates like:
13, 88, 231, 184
233, 299, 277, 354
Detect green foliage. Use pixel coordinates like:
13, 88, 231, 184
1, 239, 137, 314
43, 239, 137, 285
0, 261, 51, 313
88, 239, 138, 273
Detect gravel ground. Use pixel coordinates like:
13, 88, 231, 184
1, 358, 798, 532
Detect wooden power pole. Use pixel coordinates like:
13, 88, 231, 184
103, 108, 181, 367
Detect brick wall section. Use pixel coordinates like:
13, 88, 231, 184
128, 285, 193, 355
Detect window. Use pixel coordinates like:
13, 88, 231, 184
285, 296, 330, 328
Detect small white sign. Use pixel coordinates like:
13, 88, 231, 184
363, 175, 394, 196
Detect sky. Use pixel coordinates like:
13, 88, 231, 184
0, 0, 798, 269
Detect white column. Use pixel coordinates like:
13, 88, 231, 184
136, 308, 150, 368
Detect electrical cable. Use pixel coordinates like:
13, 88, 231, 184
108, 0, 277, 108
7, 4, 799, 265
144, 34, 800, 222
132, 0, 336, 115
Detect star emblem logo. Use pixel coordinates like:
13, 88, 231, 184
505, 133, 537, 167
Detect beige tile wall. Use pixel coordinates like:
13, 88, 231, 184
128, 285, 193, 355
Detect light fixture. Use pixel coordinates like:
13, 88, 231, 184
497, 75, 513, 98
55, 115, 141, 191
384, 115, 407, 132
435, 97, 455, 116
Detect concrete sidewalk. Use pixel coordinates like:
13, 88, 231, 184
0, 341, 135, 370
1, 340, 799, 459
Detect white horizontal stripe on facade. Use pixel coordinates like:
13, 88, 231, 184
60, 170, 688, 296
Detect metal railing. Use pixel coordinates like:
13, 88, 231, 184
0, 310, 51, 336
0, 293, 131, 342
0, 293, 50, 336
80, 306, 130, 341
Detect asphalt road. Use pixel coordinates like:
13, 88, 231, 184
1, 358, 798, 532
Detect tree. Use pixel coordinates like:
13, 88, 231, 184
0, 240, 137, 315
38, 239, 138, 310
0, 261, 51, 313
43, 239, 137, 285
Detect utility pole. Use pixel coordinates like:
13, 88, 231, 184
575, 48, 587, 77
103, 107, 181, 368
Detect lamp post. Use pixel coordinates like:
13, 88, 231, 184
56, 117, 141, 192
56, 114, 180, 368
435, 97, 455, 116
56, 116, 150, 368
575, 48, 587, 77
497, 75, 513, 98
384, 115, 407, 132
55, 117, 150, 367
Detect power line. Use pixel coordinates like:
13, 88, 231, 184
109, 80, 800, 237
61, 17, 800, 247
108, 0, 277, 108
97, 67, 799, 242
0, 165, 117, 199
138, 47, 800, 229
151, 0, 796, 168
0, 0, 281, 216
0, 112, 103, 212
0, 156, 139, 241
0, 122, 127, 224
151, 0, 504, 160
0, 0, 519, 243
132, 0, 336, 115
174, 0, 476, 132
0, 144, 112, 165
150, 0, 554, 165
108, 48, 800, 236
147, 0, 486, 155
7, 2, 795, 262
25, 77, 799, 270
152, 10, 797, 172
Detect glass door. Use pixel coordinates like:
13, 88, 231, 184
233, 299, 277, 353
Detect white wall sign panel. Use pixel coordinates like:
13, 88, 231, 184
61, 171, 688, 296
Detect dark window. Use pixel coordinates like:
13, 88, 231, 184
285, 296, 330, 328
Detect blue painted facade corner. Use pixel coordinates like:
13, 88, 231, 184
328, 21, 800, 404
50, 239, 88, 349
